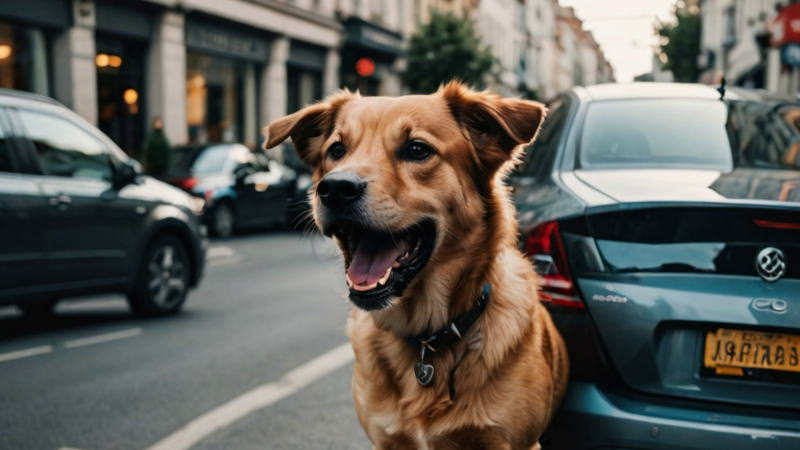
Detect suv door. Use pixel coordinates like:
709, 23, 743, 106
0, 107, 49, 299
13, 107, 137, 289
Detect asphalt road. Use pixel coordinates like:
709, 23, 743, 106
0, 232, 371, 450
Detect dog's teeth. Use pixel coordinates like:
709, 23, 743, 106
377, 267, 392, 286
346, 273, 354, 288
352, 281, 378, 291
392, 261, 401, 268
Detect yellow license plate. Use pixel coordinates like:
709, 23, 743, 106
704, 328, 800, 375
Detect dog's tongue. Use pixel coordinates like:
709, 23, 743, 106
347, 231, 406, 291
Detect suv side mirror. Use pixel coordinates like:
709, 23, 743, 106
113, 159, 139, 189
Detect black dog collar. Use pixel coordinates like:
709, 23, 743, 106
407, 284, 491, 386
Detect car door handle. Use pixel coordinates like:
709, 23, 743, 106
49, 194, 72, 206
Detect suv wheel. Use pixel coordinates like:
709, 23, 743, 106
16, 299, 59, 318
211, 203, 234, 238
128, 235, 190, 317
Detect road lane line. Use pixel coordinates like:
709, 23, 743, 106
63, 328, 143, 349
207, 246, 235, 259
0, 345, 53, 363
146, 342, 354, 450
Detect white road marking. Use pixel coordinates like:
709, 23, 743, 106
0, 345, 53, 363
63, 328, 143, 349
146, 342, 354, 450
207, 255, 242, 268
207, 245, 241, 267
207, 246, 235, 259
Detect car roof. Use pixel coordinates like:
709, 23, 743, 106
577, 82, 797, 103
0, 88, 65, 108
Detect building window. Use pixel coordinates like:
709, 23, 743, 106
724, 5, 736, 48
0, 21, 50, 95
186, 52, 257, 145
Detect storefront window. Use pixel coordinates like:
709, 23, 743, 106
187, 52, 256, 145
96, 36, 146, 156
0, 21, 50, 95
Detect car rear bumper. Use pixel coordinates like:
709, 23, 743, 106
546, 382, 800, 450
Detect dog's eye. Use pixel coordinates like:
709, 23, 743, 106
327, 143, 346, 161
399, 140, 434, 162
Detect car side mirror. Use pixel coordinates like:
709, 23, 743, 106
113, 159, 139, 189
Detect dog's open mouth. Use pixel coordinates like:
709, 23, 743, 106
333, 219, 436, 310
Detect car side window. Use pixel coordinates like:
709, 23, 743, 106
517, 97, 569, 179
17, 109, 112, 181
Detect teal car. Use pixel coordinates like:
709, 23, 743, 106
511, 83, 800, 449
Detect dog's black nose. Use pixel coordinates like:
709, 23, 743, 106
317, 171, 366, 210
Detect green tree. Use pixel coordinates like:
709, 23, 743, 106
656, 0, 701, 82
403, 11, 495, 94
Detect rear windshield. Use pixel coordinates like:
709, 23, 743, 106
192, 146, 231, 175
579, 99, 733, 170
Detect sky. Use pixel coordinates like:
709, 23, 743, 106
560, 0, 677, 82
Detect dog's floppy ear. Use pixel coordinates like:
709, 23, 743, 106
441, 81, 546, 174
263, 91, 354, 168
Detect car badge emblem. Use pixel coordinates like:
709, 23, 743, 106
755, 247, 786, 282
751, 298, 788, 314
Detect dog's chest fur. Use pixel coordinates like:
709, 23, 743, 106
346, 257, 564, 450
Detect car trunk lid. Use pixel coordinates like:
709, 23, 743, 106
569, 204, 800, 410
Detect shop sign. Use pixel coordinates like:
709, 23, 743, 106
186, 20, 269, 62
771, 4, 800, 47
344, 17, 403, 56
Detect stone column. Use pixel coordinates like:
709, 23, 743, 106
261, 37, 289, 161
52, 0, 97, 124
242, 63, 257, 148
147, 11, 187, 145
264, 37, 289, 123
323, 47, 340, 96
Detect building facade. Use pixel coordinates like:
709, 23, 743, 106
0, 0, 357, 154
0, 0, 614, 157
335, 0, 410, 96
699, 0, 775, 88
525, 0, 560, 99
696, 0, 800, 95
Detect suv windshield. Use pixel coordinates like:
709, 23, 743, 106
579, 99, 733, 170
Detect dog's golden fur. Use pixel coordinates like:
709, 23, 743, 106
265, 82, 568, 449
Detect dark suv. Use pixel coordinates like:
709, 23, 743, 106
0, 89, 206, 317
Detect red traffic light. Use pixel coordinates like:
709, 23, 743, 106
355, 58, 375, 77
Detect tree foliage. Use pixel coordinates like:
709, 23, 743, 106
656, 1, 701, 82
403, 11, 495, 94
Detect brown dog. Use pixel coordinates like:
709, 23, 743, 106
265, 82, 568, 449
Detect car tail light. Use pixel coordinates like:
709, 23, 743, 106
178, 177, 199, 190
754, 219, 800, 231
525, 221, 584, 308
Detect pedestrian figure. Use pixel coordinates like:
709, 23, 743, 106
143, 117, 171, 177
